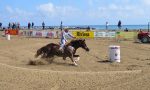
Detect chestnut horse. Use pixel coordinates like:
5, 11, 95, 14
35, 39, 89, 66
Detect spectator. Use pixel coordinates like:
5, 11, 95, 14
87, 26, 90, 31
28, 22, 31, 29
32, 22, 34, 28
118, 20, 122, 29
10, 22, 13, 29
12, 23, 16, 29
60, 21, 63, 31
8, 22, 11, 29
42, 21, 45, 30
106, 22, 109, 30
0, 22, 2, 28
17, 22, 20, 29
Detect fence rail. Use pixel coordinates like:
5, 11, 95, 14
4, 30, 138, 40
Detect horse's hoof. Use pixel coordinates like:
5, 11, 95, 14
74, 62, 78, 66
75, 57, 80, 61
75, 64, 78, 66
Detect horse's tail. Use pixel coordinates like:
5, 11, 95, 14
35, 46, 49, 58
35, 44, 53, 58
35, 47, 43, 58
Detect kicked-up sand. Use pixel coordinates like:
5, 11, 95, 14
0, 32, 150, 90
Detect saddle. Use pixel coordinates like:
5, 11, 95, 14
59, 45, 74, 53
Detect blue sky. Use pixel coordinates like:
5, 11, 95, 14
0, 0, 150, 26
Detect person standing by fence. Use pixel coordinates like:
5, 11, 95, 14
17, 22, 20, 29
116, 20, 122, 42
28, 22, 31, 29
118, 20, 122, 29
42, 21, 45, 30
60, 21, 63, 31
0, 22, 2, 29
32, 22, 34, 29
106, 21, 109, 30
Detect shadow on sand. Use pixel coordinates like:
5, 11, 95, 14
52, 61, 76, 66
97, 60, 111, 63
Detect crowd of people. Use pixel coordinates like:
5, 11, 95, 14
8, 22, 20, 29
0, 21, 47, 30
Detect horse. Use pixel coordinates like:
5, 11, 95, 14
35, 39, 90, 66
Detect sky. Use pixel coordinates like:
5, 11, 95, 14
0, 0, 150, 26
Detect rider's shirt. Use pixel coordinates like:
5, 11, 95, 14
61, 31, 74, 43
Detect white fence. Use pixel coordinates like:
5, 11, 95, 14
19, 30, 116, 38
94, 31, 116, 38
19, 30, 62, 38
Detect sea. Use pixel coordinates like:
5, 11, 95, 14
19, 25, 149, 31
68, 25, 149, 30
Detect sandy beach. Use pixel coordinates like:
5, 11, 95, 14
0, 31, 150, 90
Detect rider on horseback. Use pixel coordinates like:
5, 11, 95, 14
59, 29, 76, 52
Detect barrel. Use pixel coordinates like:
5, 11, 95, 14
109, 45, 120, 62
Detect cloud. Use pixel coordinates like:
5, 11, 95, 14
87, 0, 94, 6
142, 0, 150, 5
5, 6, 13, 13
87, 2, 145, 20
37, 3, 55, 16
37, 2, 80, 20
5, 6, 35, 22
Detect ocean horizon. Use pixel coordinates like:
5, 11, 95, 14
47, 25, 148, 30
67, 25, 149, 30
6, 24, 148, 30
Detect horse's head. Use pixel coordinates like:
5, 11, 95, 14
77, 39, 90, 52
67, 39, 90, 52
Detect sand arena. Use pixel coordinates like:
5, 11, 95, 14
0, 33, 150, 90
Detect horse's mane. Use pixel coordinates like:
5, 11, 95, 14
66, 39, 84, 46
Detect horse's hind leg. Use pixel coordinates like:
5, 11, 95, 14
46, 56, 54, 63
45, 57, 53, 64
49, 57, 54, 63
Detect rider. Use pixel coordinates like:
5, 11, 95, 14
59, 29, 76, 52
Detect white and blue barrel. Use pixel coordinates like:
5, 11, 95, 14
109, 45, 120, 62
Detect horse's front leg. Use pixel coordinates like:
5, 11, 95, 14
63, 56, 67, 60
73, 55, 80, 61
69, 55, 77, 66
